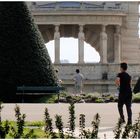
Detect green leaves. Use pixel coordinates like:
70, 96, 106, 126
55, 115, 64, 138
68, 103, 76, 136
0, 2, 57, 102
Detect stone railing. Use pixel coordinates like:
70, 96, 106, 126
54, 63, 140, 81
53, 63, 140, 93
29, 2, 128, 12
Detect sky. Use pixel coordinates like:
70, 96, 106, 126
45, 37, 100, 63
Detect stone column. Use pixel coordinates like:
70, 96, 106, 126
114, 25, 121, 63
100, 25, 107, 64
78, 25, 85, 64
54, 25, 60, 64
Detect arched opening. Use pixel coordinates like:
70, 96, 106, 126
84, 42, 100, 63
45, 40, 55, 63
60, 37, 78, 63
45, 37, 100, 63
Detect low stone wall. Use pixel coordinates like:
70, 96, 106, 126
54, 64, 140, 93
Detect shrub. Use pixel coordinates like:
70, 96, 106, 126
66, 95, 73, 103
79, 114, 86, 138
44, 107, 56, 138
84, 95, 92, 99
84, 95, 98, 103
95, 98, 104, 103
10, 105, 34, 138
91, 96, 99, 102
0, 2, 57, 102
91, 113, 100, 138
10, 105, 26, 138
44, 108, 53, 132
0, 102, 10, 138
0, 120, 10, 138
113, 118, 123, 139
113, 114, 140, 139
60, 92, 68, 98
121, 124, 132, 138
66, 95, 81, 103
67, 103, 75, 137
130, 113, 140, 138
55, 115, 64, 138
109, 96, 115, 102
133, 93, 140, 103
79, 113, 100, 139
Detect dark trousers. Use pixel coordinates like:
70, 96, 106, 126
118, 96, 132, 123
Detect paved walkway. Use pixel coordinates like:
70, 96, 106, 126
1, 103, 140, 138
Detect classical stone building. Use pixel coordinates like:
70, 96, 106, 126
28, 2, 140, 93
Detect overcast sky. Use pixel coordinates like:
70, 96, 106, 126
45, 37, 100, 63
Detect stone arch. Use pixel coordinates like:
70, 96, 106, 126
38, 24, 116, 63
38, 24, 100, 53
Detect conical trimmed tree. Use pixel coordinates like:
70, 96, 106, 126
0, 2, 57, 101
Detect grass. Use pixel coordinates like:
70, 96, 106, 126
25, 121, 45, 127
6, 128, 46, 138
28, 128, 46, 138
2, 121, 44, 127
2, 121, 46, 138
3, 120, 70, 138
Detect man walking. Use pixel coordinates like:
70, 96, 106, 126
115, 62, 132, 125
73, 69, 84, 95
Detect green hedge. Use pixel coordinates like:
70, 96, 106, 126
0, 2, 57, 101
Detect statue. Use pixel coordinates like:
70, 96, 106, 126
100, 25, 107, 40
78, 25, 85, 63
78, 25, 85, 41
54, 25, 60, 63
54, 25, 60, 40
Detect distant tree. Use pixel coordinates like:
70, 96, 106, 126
0, 2, 57, 101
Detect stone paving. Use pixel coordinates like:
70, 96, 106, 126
1, 103, 140, 138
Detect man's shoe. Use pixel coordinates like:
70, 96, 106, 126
127, 121, 132, 126
120, 118, 126, 124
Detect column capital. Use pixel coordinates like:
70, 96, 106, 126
54, 24, 60, 26
54, 25, 60, 32
101, 24, 107, 32
115, 25, 121, 34
79, 25, 84, 32
79, 24, 85, 26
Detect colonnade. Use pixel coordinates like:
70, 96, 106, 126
53, 24, 121, 64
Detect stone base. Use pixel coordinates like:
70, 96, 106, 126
61, 80, 136, 94
54, 63, 139, 93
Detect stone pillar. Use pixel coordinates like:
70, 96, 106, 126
100, 25, 107, 64
78, 25, 85, 64
54, 25, 60, 64
114, 25, 121, 63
